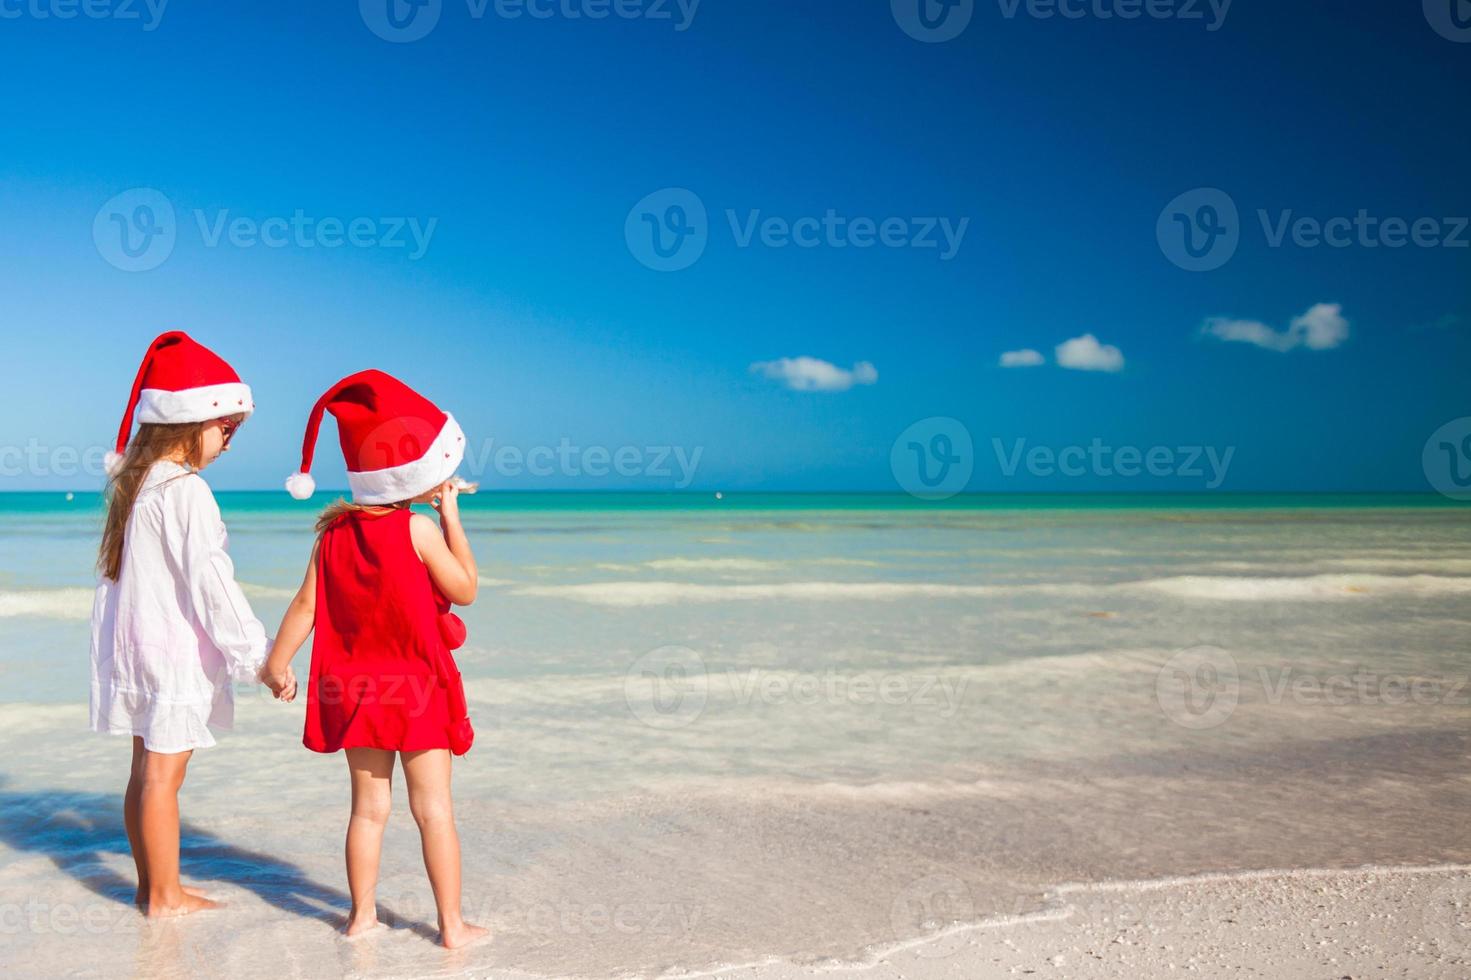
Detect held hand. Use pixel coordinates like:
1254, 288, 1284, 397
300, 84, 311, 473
259, 664, 298, 702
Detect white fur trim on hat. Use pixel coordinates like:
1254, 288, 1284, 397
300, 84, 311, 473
103, 451, 125, 477
285, 472, 316, 500
136, 383, 255, 425
347, 414, 465, 505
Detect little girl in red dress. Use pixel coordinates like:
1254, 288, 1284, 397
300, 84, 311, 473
259, 369, 487, 949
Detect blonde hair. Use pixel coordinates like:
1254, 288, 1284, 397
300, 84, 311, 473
314, 497, 411, 536
98, 423, 206, 581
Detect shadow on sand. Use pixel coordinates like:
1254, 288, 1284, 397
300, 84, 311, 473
0, 778, 351, 924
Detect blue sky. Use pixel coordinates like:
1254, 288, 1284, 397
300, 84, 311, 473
1, 0, 1467, 492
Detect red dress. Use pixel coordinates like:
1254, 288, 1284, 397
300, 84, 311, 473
304, 508, 474, 755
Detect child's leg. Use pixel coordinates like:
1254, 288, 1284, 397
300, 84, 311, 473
138, 746, 217, 916
128, 738, 212, 908
126, 737, 148, 904
401, 749, 487, 948
344, 747, 395, 935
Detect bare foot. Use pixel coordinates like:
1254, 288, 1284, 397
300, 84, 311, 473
438, 920, 490, 949
136, 885, 212, 908
145, 891, 221, 918
342, 911, 380, 938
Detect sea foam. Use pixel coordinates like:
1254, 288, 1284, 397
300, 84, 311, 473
1133, 573, 1471, 601
0, 588, 93, 620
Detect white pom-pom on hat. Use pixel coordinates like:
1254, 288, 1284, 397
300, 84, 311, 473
103, 451, 125, 478
285, 472, 316, 500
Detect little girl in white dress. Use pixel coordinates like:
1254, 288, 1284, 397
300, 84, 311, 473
89, 331, 274, 917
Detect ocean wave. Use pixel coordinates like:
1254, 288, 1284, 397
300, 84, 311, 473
0, 588, 93, 620
508, 571, 1471, 607
592, 557, 884, 574
1133, 573, 1471, 601
508, 581, 1014, 606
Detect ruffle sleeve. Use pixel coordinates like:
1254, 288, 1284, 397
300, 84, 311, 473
165, 474, 270, 683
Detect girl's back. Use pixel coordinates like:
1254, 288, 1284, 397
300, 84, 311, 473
306, 507, 470, 755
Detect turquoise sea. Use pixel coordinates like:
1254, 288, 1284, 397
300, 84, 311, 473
0, 490, 1468, 978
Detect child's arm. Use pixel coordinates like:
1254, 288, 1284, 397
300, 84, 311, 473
259, 543, 318, 702
170, 475, 270, 682
410, 480, 478, 605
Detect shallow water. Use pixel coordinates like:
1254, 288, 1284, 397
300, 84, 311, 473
1, 496, 1468, 978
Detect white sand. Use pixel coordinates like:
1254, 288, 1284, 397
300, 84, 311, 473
718, 866, 1471, 980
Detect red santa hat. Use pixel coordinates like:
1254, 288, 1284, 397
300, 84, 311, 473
286, 369, 465, 504
107, 331, 254, 476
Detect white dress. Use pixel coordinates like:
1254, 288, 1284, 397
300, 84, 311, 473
90, 460, 269, 753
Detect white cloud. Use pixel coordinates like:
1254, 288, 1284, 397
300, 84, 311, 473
1055, 334, 1125, 372
999, 348, 1045, 368
749, 356, 878, 392
1202, 302, 1349, 353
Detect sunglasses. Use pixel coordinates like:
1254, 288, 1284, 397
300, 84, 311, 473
220, 418, 242, 446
